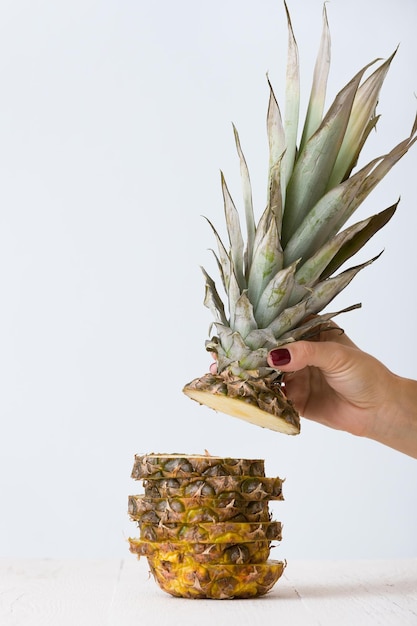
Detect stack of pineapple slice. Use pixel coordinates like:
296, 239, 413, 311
128, 453, 286, 599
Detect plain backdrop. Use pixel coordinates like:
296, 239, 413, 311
0, 0, 416, 561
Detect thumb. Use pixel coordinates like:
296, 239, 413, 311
267, 340, 347, 374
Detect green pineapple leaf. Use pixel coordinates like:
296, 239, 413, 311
204, 216, 230, 292
282, 0, 300, 194
289, 203, 397, 304
221, 172, 245, 290
247, 214, 283, 309
282, 60, 377, 245
299, 4, 331, 152
201, 267, 228, 325
328, 50, 397, 188
283, 156, 381, 265
276, 304, 362, 345
319, 202, 398, 280
232, 291, 258, 340
269, 256, 379, 338
232, 125, 256, 274
254, 261, 298, 328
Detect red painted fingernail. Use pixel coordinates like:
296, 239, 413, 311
269, 348, 291, 367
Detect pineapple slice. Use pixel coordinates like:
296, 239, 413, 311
129, 538, 272, 564
143, 475, 284, 500
148, 559, 286, 599
131, 454, 265, 479
128, 495, 271, 523
139, 520, 282, 543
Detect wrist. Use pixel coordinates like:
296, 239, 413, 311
370, 375, 417, 459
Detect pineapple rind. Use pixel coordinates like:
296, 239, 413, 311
131, 454, 265, 479
143, 475, 284, 500
128, 495, 271, 523
148, 559, 286, 599
129, 452, 286, 599
183, 373, 300, 434
139, 521, 282, 543
129, 538, 272, 564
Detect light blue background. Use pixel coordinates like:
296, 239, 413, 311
0, 0, 416, 560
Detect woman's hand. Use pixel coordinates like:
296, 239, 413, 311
266, 326, 417, 459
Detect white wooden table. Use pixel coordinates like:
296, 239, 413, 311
1, 557, 416, 625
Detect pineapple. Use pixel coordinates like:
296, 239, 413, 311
131, 453, 265, 478
139, 520, 282, 542
128, 454, 285, 598
128, 495, 270, 523
129, 538, 272, 565
142, 475, 283, 500
146, 560, 286, 599
183, 3, 417, 434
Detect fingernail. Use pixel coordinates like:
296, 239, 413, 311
269, 348, 291, 367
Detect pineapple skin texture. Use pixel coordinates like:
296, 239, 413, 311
129, 454, 286, 599
139, 520, 282, 543
142, 475, 284, 500
184, 372, 300, 434
147, 559, 286, 599
128, 495, 271, 523
131, 454, 266, 478
129, 538, 272, 565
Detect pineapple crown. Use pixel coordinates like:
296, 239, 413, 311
202, 3, 416, 376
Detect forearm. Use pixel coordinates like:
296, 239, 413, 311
369, 375, 417, 459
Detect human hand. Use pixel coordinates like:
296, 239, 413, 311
267, 325, 417, 458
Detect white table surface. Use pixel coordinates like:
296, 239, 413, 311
1, 557, 416, 625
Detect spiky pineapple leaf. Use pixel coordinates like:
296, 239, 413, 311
344, 121, 417, 219
282, 60, 376, 245
265, 149, 285, 244
233, 125, 256, 273
283, 156, 380, 265
268, 256, 379, 339
283, 112, 416, 268
212, 324, 252, 372
276, 303, 362, 345
232, 292, 258, 340
266, 79, 285, 225
221, 172, 245, 290
282, 0, 299, 193
247, 214, 283, 308
299, 4, 331, 152
201, 267, 228, 325
288, 203, 396, 305
339, 114, 380, 184
227, 264, 241, 327
328, 51, 397, 188
266, 78, 286, 170
324, 122, 417, 240
239, 348, 269, 371
204, 216, 230, 292
245, 327, 279, 351
319, 202, 397, 280
254, 261, 298, 328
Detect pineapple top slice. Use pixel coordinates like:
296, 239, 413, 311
200, 4, 416, 378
